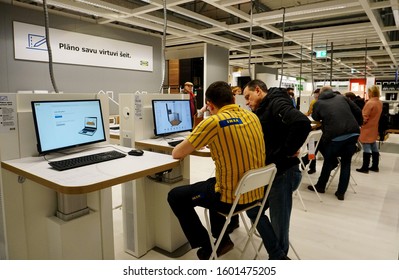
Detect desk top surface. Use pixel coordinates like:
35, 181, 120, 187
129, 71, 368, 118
135, 138, 211, 157
1, 146, 180, 194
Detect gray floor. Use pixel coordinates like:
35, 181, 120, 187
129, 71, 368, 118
112, 135, 399, 260
379, 133, 399, 154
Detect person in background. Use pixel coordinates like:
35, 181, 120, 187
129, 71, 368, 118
168, 81, 269, 260
296, 96, 301, 110
306, 88, 320, 117
308, 86, 362, 200
243, 79, 311, 258
231, 86, 242, 95
344, 91, 365, 110
302, 88, 321, 174
356, 85, 383, 173
287, 87, 296, 108
181, 81, 197, 119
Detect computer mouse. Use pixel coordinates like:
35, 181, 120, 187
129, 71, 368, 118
128, 149, 144, 156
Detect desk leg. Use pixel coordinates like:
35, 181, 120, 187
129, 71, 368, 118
122, 180, 148, 258
122, 177, 190, 259
56, 193, 89, 221
1, 169, 114, 259
47, 189, 114, 260
147, 177, 189, 256
2, 169, 56, 259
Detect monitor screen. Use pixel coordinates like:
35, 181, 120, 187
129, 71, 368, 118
152, 99, 193, 136
31, 99, 107, 154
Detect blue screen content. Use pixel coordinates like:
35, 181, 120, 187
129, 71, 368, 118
152, 99, 193, 136
31, 99, 107, 154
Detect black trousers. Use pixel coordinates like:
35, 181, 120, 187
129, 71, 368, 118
167, 177, 250, 249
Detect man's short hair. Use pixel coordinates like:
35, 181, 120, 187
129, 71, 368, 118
320, 86, 332, 94
344, 92, 356, 100
244, 79, 268, 93
205, 81, 234, 108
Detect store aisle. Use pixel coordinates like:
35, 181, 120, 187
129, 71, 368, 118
112, 147, 399, 260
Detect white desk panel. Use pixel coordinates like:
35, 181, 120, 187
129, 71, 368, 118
1, 146, 180, 194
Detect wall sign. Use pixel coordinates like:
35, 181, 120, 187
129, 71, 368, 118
316, 50, 327, 58
13, 21, 153, 71
0, 94, 17, 133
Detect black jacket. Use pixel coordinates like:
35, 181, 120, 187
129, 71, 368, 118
312, 89, 362, 143
255, 87, 311, 174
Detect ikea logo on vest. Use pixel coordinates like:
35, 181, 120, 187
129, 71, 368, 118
219, 118, 243, 128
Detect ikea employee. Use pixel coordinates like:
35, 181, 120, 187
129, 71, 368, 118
167, 81, 285, 260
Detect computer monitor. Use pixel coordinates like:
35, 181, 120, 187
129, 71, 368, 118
152, 99, 193, 136
31, 99, 107, 154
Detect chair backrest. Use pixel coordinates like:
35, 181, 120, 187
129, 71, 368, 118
235, 163, 277, 196
299, 130, 323, 157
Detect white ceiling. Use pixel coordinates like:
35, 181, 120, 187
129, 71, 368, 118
10, 0, 399, 82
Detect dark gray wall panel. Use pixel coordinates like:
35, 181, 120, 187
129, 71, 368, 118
0, 3, 162, 99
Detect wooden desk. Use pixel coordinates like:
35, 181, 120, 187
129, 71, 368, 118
135, 137, 211, 157
1, 146, 179, 194
1, 146, 181, 259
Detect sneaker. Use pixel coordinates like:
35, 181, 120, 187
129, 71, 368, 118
307, 184, 325, 193
335, 192, 344, 201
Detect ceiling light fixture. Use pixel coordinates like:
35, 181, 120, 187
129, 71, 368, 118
75, 0, 127, 14
391, 0, 399, 28
393, 9, 399, 28
258, 4, 348, 22
31, 0, 101, 16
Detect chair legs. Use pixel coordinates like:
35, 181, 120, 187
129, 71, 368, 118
289, 241, 301, 260
238, 212, 264, 260
294, 189, 307, 212
298, 158, 323, 204
253, 231, 301, 260
305, 170, 323, 202
204, 208, 232, 260
204, 209, 261, 260
326, 158, 357, 194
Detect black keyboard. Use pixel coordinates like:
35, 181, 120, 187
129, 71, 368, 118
49, 150, 127, 171
167, 139, 183, 147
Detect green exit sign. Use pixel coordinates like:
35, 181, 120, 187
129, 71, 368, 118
316, 50, 327, 58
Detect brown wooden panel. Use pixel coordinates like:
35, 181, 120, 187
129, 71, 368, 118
168, 59, 180, 93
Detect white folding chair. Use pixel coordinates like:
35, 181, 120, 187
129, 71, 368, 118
204, 164, 277, 260
326, 157, 357, 193
296, 130, 323, 211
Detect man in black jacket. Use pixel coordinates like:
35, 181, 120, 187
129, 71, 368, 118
243, 80, 311, 258
309, 86, 362, 200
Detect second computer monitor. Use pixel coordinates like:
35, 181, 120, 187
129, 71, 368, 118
152, 99, 193, 136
